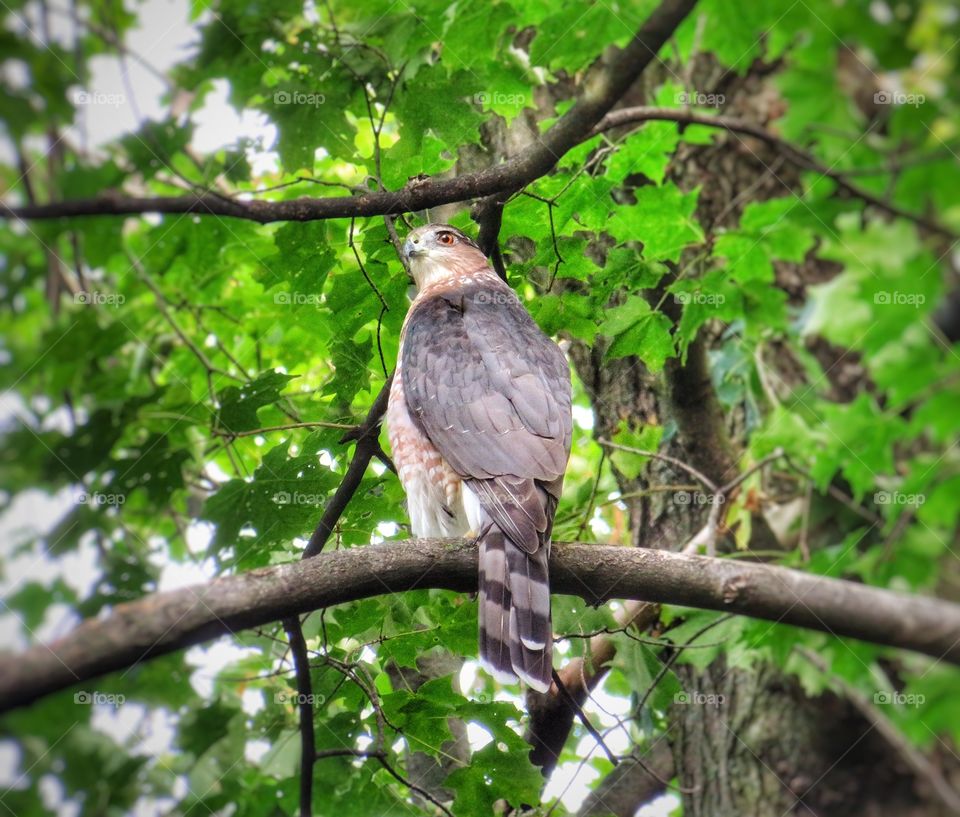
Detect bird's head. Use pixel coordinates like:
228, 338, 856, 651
402, 224, 488, 290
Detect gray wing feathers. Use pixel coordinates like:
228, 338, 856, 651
401, 281, 572, 483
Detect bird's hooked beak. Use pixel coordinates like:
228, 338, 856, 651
403, 237, 426, 260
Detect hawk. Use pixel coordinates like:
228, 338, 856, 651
387, 224, 572, 693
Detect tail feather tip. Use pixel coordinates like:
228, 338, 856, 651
514, 665, 551, 694
478, 656, 519, 687
519, 635, 548, 650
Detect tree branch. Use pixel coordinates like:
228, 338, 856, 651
551, 668, 619, 766
527, 543, 701, 775
304, 375, 394, 557
593, 106, 959, 241
283, 615, 316, 817
577, 741, 675, 817
3, 539, 960, 713
1, 0, 697, 226
5, 99, 955, 246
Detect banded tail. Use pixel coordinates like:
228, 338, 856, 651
471, 477, 558, 693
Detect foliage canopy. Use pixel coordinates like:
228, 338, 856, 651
1, 0, 959, 814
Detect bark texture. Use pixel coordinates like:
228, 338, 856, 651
672, 657, 952, 817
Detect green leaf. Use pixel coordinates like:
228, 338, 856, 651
600, 295, 675, 370
609, 422, 664, 480
179, 699, 240, 757
216, 370, 297, 433
201, 431, 342, 561
381, 677, 457, 755
446, 743, 542, 817
605, 121, 680, 186
607, 183, 703, 262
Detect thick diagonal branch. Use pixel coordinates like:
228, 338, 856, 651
0, 0, 698, 225
5, 91, 956, 243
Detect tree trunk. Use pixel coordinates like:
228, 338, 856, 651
672, 657, 950, 817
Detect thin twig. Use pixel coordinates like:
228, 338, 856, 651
212, 421, 354, 438
375, 756, 455, 817
782, 454, 882, 526
48, 2, 171, 87
618, 748, 697, 794
718, 448, 784, 496
638, 615, 731, 713
598, 439, 718, 493
314, 747, 385, 760
349, 216, 389, 312
544, 199, 564, 291
375, 303, 389, 378
249, 176, 360, 196
575, 450, 606, 541
552, 669, 619, 766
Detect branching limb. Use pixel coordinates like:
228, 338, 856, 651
592, 106, 958, 242
7, 90, 955, 246
1, 0, 700, 225
551, 669, 619, 766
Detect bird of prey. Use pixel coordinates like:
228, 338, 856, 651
387, 224, 572, 692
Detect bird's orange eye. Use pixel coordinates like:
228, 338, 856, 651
437, 232, 455, 245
